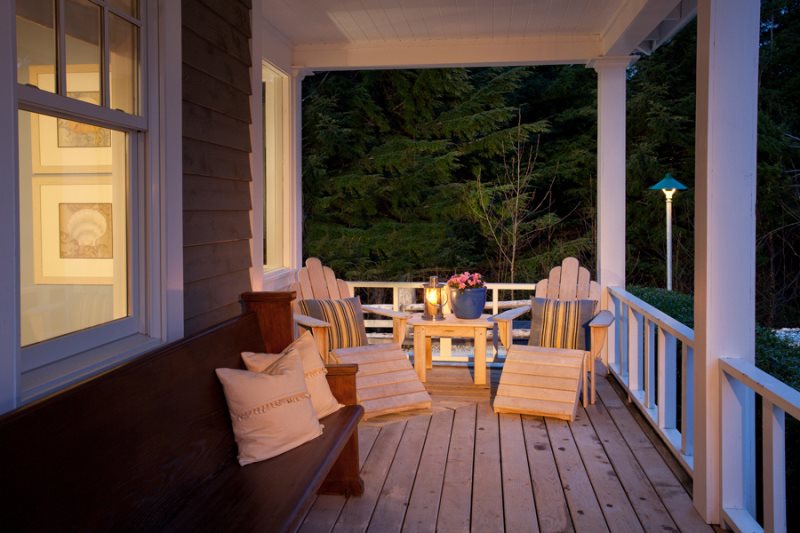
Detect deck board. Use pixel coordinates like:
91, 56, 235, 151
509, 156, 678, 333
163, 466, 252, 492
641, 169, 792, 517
499, 413, 539, 532
403, 410, 454, 532
368, 415, 430, 533
570, 407, 644, 532
437, 403, 476, 532
522, 416, 574, 533
471, 402, 504, 532
300, 366, 711, 533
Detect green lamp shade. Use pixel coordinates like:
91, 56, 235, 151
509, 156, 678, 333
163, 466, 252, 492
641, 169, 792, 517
649, 173, 687, 191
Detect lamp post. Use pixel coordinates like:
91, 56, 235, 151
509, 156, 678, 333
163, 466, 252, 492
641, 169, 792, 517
649, 173, 687, 291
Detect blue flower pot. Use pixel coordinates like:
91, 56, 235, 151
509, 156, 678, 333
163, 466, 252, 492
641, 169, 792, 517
449, 287, 487, 319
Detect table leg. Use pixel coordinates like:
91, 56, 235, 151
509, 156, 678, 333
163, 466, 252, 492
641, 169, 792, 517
413, 325, 426, 382
425, 337, 433, 369
473, 327, 487, 385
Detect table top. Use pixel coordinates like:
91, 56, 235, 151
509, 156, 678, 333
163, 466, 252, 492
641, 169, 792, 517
407, 313, 495, 328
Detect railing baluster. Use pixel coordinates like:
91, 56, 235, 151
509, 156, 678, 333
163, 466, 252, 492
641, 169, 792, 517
392, 286, 399, 311
610, 294, 621, 372
657, 329, 677, 430
627, 308, 643, 394
681, 345, 694, 458
645, 319, 656, 410
763, 399, 787, 533
620, 302, 629, 383
492, 287, 499, 315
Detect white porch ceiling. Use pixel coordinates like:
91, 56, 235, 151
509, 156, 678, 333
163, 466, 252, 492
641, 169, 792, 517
260, 0, 696, 70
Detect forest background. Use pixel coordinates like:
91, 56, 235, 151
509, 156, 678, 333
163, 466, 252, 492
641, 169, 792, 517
302, 0, 800, 328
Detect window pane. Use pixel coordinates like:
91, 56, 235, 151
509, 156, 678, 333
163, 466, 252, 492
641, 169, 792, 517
16, 0, 56, 91
263, 67, 286, 270
109, 14, 139, 114
18, 110, 129, 347
109, 0, 138, 19
65, 0, 101, 102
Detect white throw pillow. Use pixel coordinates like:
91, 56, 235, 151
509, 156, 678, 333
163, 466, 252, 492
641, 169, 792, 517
215, 348, 322, 466
242, 331, 343, 419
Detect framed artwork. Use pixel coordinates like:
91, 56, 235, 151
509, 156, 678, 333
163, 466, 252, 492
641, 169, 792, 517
29, 65, 113, 174
33, 176, 116, 285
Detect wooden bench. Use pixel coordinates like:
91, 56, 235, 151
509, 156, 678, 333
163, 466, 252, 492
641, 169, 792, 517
0, 292, 364, 532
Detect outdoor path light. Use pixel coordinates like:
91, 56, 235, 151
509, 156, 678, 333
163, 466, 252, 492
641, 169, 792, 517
649, 173, 687, 291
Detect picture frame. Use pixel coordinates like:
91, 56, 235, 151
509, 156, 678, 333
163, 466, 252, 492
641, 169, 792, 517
29, 65, 113, 174
32, 176, 115, 285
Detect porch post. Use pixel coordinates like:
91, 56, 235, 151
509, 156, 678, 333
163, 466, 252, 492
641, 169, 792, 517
591, 57, 631, 368
693, 0, 760, 524
288, 69, 310, 270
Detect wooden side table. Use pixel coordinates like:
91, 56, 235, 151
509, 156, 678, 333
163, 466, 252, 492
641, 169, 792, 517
408, 314, 497, 385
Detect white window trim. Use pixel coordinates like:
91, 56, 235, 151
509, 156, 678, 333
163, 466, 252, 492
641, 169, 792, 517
251, 56, 303, 293
0, 0, 183, 411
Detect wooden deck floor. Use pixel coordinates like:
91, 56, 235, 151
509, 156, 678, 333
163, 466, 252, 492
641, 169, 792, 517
301, 366, 712, 533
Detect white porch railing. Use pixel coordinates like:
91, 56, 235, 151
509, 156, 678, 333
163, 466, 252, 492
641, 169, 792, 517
607, 286, 695, 473
719, 357, 800, 533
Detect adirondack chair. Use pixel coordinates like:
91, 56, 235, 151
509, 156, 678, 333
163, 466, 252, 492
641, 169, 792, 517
492, 257, 614, 421
291, 258, 431, 419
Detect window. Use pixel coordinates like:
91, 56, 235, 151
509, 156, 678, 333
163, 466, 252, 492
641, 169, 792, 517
262, 63, 288, 272
15, 0, 148, 386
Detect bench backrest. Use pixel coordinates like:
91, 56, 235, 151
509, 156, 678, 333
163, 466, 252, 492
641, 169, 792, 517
0, 313, 266, 530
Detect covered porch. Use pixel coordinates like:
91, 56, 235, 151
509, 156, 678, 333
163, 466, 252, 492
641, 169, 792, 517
253, 0, 787, 530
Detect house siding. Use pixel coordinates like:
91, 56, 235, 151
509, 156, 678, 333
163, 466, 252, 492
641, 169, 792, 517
181, 0, 254, 335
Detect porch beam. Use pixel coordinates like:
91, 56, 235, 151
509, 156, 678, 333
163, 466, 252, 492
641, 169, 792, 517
591, 56, 632, 366
693, 0, 760, 524
293, 36, 602, 71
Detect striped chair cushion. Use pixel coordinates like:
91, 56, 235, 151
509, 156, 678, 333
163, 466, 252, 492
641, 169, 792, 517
529, 298, 597, 351
298, 296, 368, 351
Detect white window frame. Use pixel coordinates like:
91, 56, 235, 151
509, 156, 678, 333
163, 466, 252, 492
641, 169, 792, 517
0, 0, 183, 411
251, 61, 302, 292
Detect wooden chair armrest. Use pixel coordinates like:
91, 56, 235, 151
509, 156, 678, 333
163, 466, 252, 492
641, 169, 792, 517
492, 304, 532, 322
294, 313, 330, 329
589, 310, 615, 329
325, 364, 359, 405
491, 304, 531, 350
588, 311, 614, 362
362, 305, 412, 320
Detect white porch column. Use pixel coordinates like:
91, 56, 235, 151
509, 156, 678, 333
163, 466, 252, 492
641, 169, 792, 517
591, 57, 632, 368
287, 69, 310, 271
693, 0, 760, 524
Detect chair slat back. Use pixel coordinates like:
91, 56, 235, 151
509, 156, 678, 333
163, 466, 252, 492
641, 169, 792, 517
534, 257, 600, 302
291, 258, 353, 312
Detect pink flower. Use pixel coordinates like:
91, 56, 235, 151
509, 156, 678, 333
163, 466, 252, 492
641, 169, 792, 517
447, 271, 486, 290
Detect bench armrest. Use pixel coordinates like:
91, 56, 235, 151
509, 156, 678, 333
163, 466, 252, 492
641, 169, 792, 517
325, 364, 358, 405
492, 304, 531, 349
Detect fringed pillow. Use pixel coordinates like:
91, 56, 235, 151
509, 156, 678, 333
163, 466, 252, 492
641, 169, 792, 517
242, 331, 343, 419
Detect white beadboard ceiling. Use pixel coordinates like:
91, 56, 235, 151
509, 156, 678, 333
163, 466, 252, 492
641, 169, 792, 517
260, 0, 697, 69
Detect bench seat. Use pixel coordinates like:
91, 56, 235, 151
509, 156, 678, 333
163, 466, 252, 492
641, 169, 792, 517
0, 298, 363, 532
